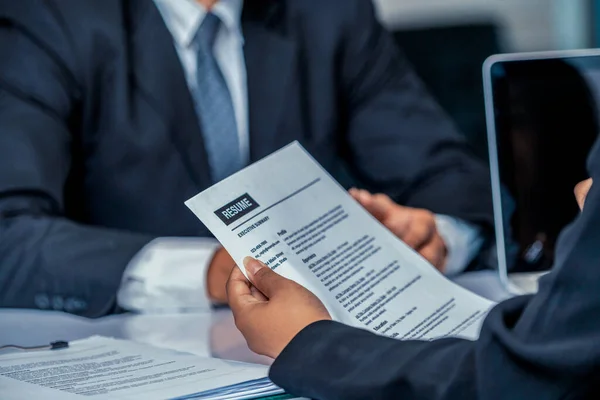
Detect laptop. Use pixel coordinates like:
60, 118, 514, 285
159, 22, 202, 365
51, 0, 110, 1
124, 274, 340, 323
483, 49, 600, 294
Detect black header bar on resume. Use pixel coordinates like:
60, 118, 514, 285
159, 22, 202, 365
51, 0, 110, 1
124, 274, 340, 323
214, 193, 260, 226
231, 178, 322, 232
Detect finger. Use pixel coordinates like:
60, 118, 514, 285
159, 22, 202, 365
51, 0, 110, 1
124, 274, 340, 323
419, 234, 447, 272
383, 209, 413, 238
251, 285, 268, 302
243, 257, 290, 298
349, 189, 371, 206
226, 267, 259, 315
358, 192, 395, 222
402, 217, 436, 249
575, 178, 593, 211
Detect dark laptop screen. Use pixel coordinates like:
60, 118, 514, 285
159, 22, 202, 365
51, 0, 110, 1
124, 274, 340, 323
490, 56, 600, 272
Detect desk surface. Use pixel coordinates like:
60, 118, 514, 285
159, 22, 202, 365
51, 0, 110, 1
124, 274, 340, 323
0, 308, 270, 366
0, 271, 512, 351
0, 270, 517, 399
0, 271, 514, 357
0, 271, 518, 398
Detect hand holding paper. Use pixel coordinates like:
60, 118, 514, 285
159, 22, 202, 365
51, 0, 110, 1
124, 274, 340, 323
186, 142, 495, 344
228, 257, 332, 358
349, 189, 448, 271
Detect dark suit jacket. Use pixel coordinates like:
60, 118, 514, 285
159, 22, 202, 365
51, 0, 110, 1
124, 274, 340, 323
269, 143, 600, 398
0, 0, 492, 317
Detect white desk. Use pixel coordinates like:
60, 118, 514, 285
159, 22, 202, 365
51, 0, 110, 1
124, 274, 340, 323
0, 271, 513, 358
0, 308, 270, 366
452, 270, 514, 302
0, 270, 519, 399
0, 271, 515, 353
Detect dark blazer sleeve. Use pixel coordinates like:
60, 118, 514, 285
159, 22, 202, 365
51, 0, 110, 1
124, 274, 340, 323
341, 0, 492, 227
269, 141, 600, 399
0, 3, 154, 317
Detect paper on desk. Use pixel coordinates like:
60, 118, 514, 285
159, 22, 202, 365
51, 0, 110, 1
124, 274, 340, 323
186, 142, 495, 341
0, 336, 283, 399
0, 375, 84, 400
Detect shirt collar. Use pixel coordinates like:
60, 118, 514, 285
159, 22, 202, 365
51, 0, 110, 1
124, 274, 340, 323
154, 0, 244, 48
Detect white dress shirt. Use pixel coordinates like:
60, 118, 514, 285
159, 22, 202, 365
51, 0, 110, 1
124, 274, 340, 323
117, 0, 483, 313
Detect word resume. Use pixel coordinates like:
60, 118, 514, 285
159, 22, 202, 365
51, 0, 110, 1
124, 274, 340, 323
186, 142, 495, 341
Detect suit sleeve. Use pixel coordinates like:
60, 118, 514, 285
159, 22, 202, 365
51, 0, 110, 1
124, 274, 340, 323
269, 142, 600, 399
340, 0, 493, 228
0, 3, 154, 317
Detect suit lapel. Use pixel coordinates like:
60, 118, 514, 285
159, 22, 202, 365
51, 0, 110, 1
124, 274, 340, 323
126, 0, 296, 180
126, 0, 212, 189
243, 2, 297, 161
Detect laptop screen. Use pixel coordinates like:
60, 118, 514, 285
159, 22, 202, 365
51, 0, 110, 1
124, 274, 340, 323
487, 54, 600, 273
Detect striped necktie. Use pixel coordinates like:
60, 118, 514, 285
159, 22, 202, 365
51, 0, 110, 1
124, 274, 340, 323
192, 12, 242, 183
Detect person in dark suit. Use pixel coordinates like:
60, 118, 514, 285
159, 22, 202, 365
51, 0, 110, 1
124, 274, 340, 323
0, 0, 492, 317
227, 148, 600, 398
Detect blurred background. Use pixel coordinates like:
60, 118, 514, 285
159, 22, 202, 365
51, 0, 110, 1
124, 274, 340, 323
371, 0, 599, 273
376, 0, 592, 52
372, 0, 594, 160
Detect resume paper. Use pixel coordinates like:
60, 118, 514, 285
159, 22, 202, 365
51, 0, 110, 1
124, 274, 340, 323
186, 142, 495, 341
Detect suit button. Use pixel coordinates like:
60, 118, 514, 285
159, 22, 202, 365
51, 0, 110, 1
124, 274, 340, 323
34, 294, 50, 309
64, 298, 88, 313
52, 296, 65, 311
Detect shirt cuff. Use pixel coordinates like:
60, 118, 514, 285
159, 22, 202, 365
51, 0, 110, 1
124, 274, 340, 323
117, 237, 221, 313
435, 215, 484, 276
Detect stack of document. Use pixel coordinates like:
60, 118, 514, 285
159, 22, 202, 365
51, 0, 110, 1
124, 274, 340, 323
0, 336, 285, 400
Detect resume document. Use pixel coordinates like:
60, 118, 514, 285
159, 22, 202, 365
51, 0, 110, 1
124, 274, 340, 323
186, 142, 495, 341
